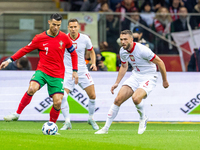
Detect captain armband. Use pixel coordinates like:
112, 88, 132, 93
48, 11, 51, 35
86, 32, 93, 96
67, 45, 75, 53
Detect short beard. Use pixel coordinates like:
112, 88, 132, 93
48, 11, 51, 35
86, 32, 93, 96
125, 43, 130, 50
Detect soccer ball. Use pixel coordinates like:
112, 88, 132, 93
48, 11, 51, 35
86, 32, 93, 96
42, 121, 58, 135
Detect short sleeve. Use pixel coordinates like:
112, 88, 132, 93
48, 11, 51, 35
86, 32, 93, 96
119, 48, 127, 64
86, 35, 93, 51
141, 47, 156, 61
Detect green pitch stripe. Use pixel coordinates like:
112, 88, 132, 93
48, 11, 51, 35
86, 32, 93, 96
42, 95, 88, 114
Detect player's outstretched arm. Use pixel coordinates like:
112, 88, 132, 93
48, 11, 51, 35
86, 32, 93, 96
152, 55, 169, 88
111, 62, 128, 94
89, 49, 97, 71
0, 58, 12, 70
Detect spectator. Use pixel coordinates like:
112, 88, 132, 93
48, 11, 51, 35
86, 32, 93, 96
59, 0, 71, 11
152, 0, 167, 12
69, 0, 84, 11
86, 52, 107, 71
99, 1, 109, 12
140, 1, 155, 27
152, 7, 173, 54
2, 56, 31, 70
99, 9, 120, 54
80, 0, 107, 12
121, 9, 149, 40
152, 7, 172, 36
115, 0, 138, 21
96, 53, 107, 71
133, 26, 154, 52
180, 0, 197, 12
169, 0, 184, 21
188, 48, 200, 71
192, 0, 200, 27
109, 0, 123, 11
171, 7, 198, 32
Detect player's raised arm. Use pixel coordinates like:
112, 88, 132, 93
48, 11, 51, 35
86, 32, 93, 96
152, 55, 169, 88
111, 61, 128, 94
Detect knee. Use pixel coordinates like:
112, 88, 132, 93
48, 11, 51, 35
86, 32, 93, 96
53, 98, 62, 110
27, 87, 38, 95
132, 95, 141, 105
113, 97, 121, 106
89, 93, 96, 100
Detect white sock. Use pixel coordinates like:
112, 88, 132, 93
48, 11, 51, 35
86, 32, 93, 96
135, 100, 145, 119
104, 104, 119, 131
61, 91, 70, 123
14, 112, 20, 117
88, 99, 95, 119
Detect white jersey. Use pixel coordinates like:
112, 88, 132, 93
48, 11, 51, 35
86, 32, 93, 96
64, 33, 93, 74
120, 42, 157, 74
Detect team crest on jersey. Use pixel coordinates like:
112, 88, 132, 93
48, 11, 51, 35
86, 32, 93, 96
130, 55, 135, 61
72, 43, 77, 49
59, 41, 63, 49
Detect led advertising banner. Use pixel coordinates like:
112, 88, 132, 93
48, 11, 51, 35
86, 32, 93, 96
0, 71, 199, 122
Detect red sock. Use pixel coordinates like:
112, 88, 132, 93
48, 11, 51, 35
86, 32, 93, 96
16, 92, 33, 114
49, 106, 60, 123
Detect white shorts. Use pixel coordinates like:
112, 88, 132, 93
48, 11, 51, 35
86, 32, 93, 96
64, 71, 94, 91
122, 72, 158, 98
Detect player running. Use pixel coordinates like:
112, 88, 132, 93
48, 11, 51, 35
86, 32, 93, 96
60, 18, 99, 130
95, 30, 169, 134
1, 13, 78, 124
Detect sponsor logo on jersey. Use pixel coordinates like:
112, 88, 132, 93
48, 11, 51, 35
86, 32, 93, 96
43, 43, 48, 46
59, 41, 64, 49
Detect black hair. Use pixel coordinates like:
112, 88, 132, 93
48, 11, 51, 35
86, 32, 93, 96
68, 18, 79, 25
50, 13, 62, 21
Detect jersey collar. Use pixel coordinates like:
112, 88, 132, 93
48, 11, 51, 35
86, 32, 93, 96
126, 42, 136, 53
68, 33, 80, 41
46, 31, 59, 38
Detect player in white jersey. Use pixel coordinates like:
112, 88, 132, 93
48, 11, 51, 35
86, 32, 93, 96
60, 18, 99, 130
95, 30, 169, 135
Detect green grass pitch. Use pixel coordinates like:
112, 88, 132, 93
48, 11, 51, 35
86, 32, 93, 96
0, 121, 199, 150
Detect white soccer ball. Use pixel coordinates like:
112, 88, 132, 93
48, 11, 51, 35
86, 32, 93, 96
42, 121, 58, 135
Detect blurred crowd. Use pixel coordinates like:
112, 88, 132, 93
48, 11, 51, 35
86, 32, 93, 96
3, 0, 200, 71
60, 0, 198, 71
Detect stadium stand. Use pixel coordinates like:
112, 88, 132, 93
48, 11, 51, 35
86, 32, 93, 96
0, 0, 59, 12
0, 0, 59, 69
